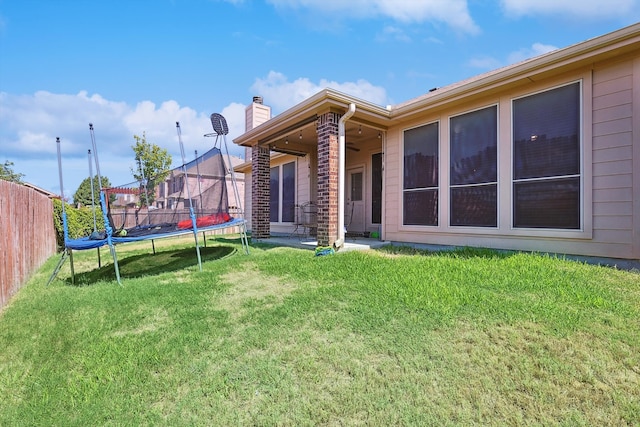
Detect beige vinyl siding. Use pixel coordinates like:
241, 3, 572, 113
254, 106, 271, 127
296, 156, 311, 206
245, 103, 271, 132
243, 171, 252, 230
269, 156, 299, 235
382, 129, 401, 236
382, 61, 640, 259
635, 56, 640, 260
340, 135, 384, 233
591, 59, 636, 257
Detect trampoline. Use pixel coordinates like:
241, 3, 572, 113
48, 113, 249, 285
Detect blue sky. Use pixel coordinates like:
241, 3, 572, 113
1, 0, 639, 195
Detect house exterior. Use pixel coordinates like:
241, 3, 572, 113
234, 23, 640, 261
154, 149, 245, 213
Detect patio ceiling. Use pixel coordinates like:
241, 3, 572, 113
266, 117, 383, 157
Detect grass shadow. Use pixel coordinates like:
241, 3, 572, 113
68, 245, 236, 286
376, 245, 516, 260
205, 235, 247, 246
377, 245, 640, 272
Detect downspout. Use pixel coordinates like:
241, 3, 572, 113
380, 131, 386, 242
335, 103, 356, 250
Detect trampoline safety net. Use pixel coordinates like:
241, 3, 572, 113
105, 146, 232, 238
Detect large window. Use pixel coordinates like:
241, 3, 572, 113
270, 161, 296, 223
450, 105, 498, 227
170, 176, 183, 194
371, 153, 382, 224
270, 167, 279, 222
513, 82, 581, 229
282, 162, 295, 222
403, 122, 439, 226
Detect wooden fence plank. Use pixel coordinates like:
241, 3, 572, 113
0, 180, 57, 311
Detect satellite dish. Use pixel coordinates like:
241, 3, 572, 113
210, 113, 229, 135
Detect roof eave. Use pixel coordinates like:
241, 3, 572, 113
233, 88, 391, 147
391, 22, 640, 121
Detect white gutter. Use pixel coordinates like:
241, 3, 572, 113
335, 103, 356, 250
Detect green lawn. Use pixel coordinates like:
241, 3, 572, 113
1, 237, 639, 426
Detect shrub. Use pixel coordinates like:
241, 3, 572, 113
52, 199, 105, 249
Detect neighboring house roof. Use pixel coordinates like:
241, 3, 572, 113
23, 182, 58, 198
233, 22, 640, 148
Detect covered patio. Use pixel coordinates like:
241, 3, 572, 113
234, 90, 391, 250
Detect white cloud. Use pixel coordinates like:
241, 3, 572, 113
0, 91, 247, 194
267, 0, 480, 34
376, 26, 412, 43
467, 55, 503, 70
507, 42, 558, 64
468, 42, 558, 70
123, 100, 202, 150
0, 91, 129, 158
220, 103, 248, 142
424, 36, 444, 44
250, 71, 389, 113
0, 77, 385, 194
501, 0, 639, 19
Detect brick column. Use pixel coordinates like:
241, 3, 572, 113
251, 145, 270, 239
316, 112, 340, 247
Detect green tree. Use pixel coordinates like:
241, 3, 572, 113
131, 132, 172, 206
0, 160, 25, 183
72, 175, 114, 207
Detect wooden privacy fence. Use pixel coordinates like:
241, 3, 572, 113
0, 180, 57, 311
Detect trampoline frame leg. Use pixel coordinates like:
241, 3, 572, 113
46, 249, 69, 286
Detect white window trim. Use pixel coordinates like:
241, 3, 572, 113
448, 103, 500, 229
509, 78, 592, 239
397, 73, 593, 240
400, 120, 441, 229
270, 161, 296, 224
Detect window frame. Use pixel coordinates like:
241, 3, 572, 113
395, 75, 591, 240
270, 160, 296, 224
448, 104, 499, 228
511, 80, 584, 231
371, 152, 383, 225
401, 120, 440, 227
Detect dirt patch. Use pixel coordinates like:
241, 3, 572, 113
111, 307, 170, 337
218, 263, 299, 320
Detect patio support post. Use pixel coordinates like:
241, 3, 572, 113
316, 111, 340, 247
251, 144, 270, 240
